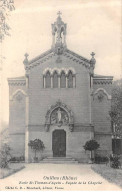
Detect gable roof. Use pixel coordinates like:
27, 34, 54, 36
29, 49, 52, 65
26, 48, 90, 70
66, 49, 90, 63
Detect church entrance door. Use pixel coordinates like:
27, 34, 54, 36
52, 130, 66, 157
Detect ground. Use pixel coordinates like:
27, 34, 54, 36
0, 164, 121, 191
0, 163, 24, 179
91, 164, 122, 188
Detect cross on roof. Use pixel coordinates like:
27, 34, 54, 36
91, 52, 95, 57
24, 53, 29, 59
57, 11, 62, 17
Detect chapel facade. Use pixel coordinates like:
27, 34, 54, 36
8, 13, 113, 162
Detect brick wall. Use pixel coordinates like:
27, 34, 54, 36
92, 82, 112, 133
9, 83, 26, 134
28, 55, 91, 126
8, 53, 113, 159
92, 80, 113, 154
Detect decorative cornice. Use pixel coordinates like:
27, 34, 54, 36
25, 51, 55, 71
94, 74, 113, 79
25, 123, 94, 132
43, 67, 76, 75
93, 75, 113, 84
93, 79, 112, 84
95, 132, 112, 135
63, 51, 90, 69
8, 77, 26, 86
66, 49, 90, 63
24, 48, 91, 71
29, 49, 53, 64
26, 123, 94, 127
8, 80, 26, 86
9, 133, 25, 135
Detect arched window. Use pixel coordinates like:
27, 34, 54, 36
53, 71, 58, 88
68, 71, 73, 88
60, 71, 66, 88
45, 71, 51, 88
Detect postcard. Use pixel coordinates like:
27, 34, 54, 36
0, 0, 122, 191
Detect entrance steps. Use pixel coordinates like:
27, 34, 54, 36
40, 157, 78, 164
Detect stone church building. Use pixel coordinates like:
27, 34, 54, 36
8, 13, 113, 162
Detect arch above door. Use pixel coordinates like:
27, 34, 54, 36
45, 100, 74, 132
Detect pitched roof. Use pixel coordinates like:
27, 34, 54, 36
26, 48, 90, 71
29, 49, 52, 65
8, 76, 25, 81
66, 49, 90, 63
93, 74, 113, 80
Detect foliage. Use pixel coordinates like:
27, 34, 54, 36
83, 139, 100, 161
0, 0, 15, 42
0, 127, 9, 144
83, 139, 100, 152
109, 154, 121, 169
91, 164, 122, 188
9, 156, 25, 162
95, 155, 109, 164
0, 143, 11, 168
0, 163, 25, 179
28, 139, 45, 160
109, 79, 122, 138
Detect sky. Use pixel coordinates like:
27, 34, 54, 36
0, 0, 121, 124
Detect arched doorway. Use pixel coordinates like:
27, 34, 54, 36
52, 130, 66, 157
45, 100, 74, 132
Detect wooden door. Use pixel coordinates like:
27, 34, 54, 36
52, 130, 66, 157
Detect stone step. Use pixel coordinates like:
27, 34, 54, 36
40, 161, 78, 164
40, 157, 78, 164
44, 157, 75, 161
47, 157, 74, 159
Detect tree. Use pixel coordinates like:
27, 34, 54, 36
83, 139, 100, 162
0, 0, 15, 42
28, 139, 45, 162
109, 79, 122, 138
0, 142, 11, 168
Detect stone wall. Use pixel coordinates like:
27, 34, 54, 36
28, 55, 91, 125
27, 125, 92, 162
8, 79, 26, 156
8, 53, 113, 161
92, 79, 113, 155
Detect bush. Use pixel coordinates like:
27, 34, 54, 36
95, 155, 109, 164
0, 143, 11, 168
28, 139, 45, 162
83, 139, 100, 161
110, 154, 121, 169
9, 156, 25, 162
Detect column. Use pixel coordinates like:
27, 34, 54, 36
43, 75, 46, 88
51, 75, 53, 88
66, 75, 68, 88
58, 75, 60, 88
26, 74, 29, 88
64, 34, 66, 47
73, 75, 76, 88
89, 75, 92, 124
52, 33, 55, 48
25, 93, 29, 163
